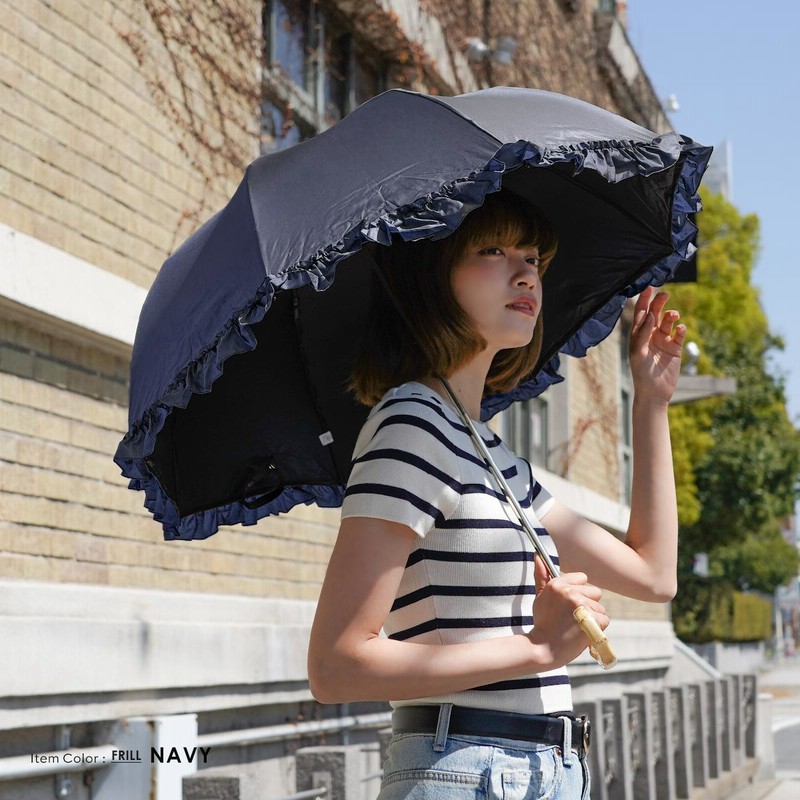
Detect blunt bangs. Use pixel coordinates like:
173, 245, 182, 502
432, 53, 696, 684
446, 191, 558, 273
349, 189, 559, 407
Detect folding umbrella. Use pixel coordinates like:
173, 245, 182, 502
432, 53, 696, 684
115, 86, 711, 543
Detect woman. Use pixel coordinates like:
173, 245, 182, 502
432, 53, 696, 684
308, 190, 684, 799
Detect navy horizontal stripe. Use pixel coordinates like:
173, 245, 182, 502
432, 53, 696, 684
391, 584, 535, 611
437, 517, 543, 530
344, 483, 445, 526
371, 414, 513, 476
525, 461, 548, 509
380, 395, 503, 447
406, 548, 557, 567
375, 414, 488, 470
459, 483, 528, 505
389, 615, 534, 641
474, 675, 572, 692
353, 448, 462, 493
353, 449, 521, 505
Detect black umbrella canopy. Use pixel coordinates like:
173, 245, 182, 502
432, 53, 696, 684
115, 87, 711, 540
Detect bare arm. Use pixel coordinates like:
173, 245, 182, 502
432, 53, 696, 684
307, 516, 608, 704
543, 288, 683, 602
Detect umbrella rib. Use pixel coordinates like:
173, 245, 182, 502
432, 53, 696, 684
289, 291, 344, 486
547, 158, 680, 241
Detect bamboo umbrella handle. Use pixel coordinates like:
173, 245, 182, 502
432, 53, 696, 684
573, 606, 617, 669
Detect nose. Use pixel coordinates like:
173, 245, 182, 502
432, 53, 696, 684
513, 259, 540, 290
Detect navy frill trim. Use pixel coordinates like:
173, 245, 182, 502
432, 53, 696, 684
115, 134, 711, 540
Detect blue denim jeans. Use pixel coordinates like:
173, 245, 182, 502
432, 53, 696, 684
377, 722, 590, 799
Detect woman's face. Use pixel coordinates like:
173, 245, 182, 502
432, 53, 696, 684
451, 242, 543, 354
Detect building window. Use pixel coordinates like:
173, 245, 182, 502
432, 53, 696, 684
505, 396, 549, 470
261, 0, 386, 153
619, 320, 633, 506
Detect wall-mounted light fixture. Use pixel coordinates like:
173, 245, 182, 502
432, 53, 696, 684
465, 35, 518, 66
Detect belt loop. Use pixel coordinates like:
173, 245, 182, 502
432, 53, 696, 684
558, 716, 574, 766
433, 704, 453, 752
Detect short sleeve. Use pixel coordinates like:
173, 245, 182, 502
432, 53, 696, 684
342, 397, 462, 538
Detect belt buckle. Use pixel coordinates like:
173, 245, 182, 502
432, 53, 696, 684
580, 716, 591, 755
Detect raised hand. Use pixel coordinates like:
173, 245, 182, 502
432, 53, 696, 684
629, 286, 686, 405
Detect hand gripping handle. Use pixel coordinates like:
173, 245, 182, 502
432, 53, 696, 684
573, 606, 617, 669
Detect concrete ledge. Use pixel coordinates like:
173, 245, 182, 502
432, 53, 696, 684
1, 579, 315, 708
570, 621, 674, 689
0, 222, 146, 350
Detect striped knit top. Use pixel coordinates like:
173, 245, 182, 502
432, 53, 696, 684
341, 381, 571, 715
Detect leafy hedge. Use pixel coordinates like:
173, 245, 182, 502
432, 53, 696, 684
673, 576, 772, 643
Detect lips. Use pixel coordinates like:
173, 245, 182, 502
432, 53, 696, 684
506, 296, 537, 316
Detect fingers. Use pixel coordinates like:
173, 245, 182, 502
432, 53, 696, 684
633, 285, 654, 320
581, 602, 609, 629
533, 554, 550, 594
649, 290, 670, 322
545, 571, 602, 604
632, 288, 686, 345
659, 309, 678, 335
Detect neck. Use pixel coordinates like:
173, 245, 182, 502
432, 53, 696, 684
421, 350, 495, 421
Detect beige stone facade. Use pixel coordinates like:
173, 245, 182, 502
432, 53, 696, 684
1, 2, 678, 791
1, 0, 665, 600
0, 0, 344, 603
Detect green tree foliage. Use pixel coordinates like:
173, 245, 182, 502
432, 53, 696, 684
712, 526, 799, 594
672, 577, 772, 643
663, 192, 800, 606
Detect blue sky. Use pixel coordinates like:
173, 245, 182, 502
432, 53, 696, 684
627, 1, 799, 425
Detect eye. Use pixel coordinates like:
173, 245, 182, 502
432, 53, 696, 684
531, 259, 548, 275
479, 246, 504, 256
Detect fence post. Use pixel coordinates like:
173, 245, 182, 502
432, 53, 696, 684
573, 700, 607, 800
602, 696, 633, 800
729, 674, 744, 768
625, 692, 655, 800
668, 685, 694, 800
742, 674, 757, 758
651, 690, 676, 800
720, 677, 734, 773
704, 681, 722, 780
687, 683, 709, 790
296, 745, 362, 800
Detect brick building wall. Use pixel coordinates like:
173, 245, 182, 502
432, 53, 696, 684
1, 0, 343, 603
0, 0, 249, 289
0, 312, 339, 599
567, 347, 623, 500
1, 0, 666, 598
1, 2, 676, 791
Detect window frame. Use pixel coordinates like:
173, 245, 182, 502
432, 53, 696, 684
261, 0, 387, 152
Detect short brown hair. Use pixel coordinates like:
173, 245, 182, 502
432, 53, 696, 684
350, 189, 558, 406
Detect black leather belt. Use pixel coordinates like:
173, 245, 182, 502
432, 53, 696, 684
392, 705, 591, 756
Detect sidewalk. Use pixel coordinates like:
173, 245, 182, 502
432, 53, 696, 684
729, 656, 800, 800
729, 777, 799, 800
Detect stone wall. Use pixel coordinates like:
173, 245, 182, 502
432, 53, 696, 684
1, 0, 667, 594
1, 4, 680, 793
